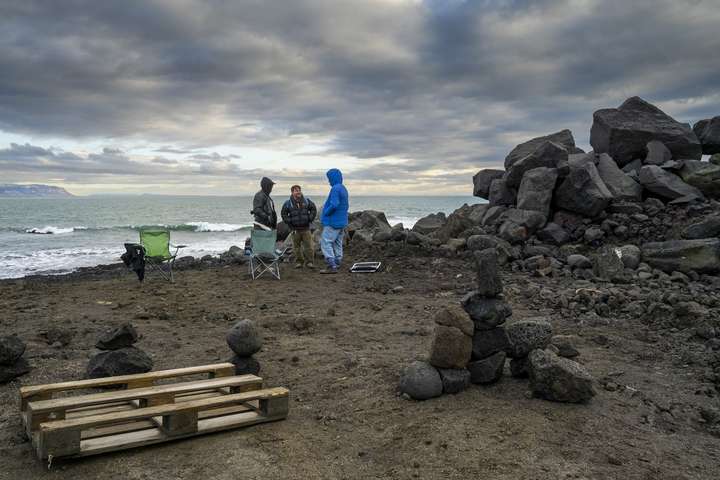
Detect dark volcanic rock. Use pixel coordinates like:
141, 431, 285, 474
398, 361, 443, 400
509, 357, 529, 378
488, 178, 517, 207
505, 319, 553, 358
528, 349, 596, 403
412, 212, 446, 235
0, 358, 30, 383
429, 325, 472, 369
95, 323, 139, 350
685, 216, 720, 239
693, 116, 720, 155
468, 351, 506, 384
474, 248, 503, 296
504, 129, 580, 169
0, 335, 25, 365
473, 169, 505, 199
347, 210, 392, 236
228, 355, 261, 375
644, 140, 672, 165
642, 238, 720, 273
498, 220, 528, 244
226, 319, 263, 357
406, 231, 432, 246
516, 167, 558, 217
471, 327, 510, 360
592, 246, 625, 281
554, 160, 613, 217
596, 153, 642, 201
537, 223, 570, 246
590, 96, 702, 166
679, 160, 720, 198
551, 335, 580, 358
639, 165, 703, 200
461, 292, 512, 330
86, 347, 153, 378
506, 141, 568, 188
438, 368, 471, 394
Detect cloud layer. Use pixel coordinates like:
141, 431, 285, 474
1, 0, 719, 194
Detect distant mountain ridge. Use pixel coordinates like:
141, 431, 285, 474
0, 184, 74, 197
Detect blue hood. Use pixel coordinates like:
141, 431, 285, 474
326, 168, 343, 186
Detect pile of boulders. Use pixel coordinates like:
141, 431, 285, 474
226, 319, 262, 375
398, 248, 597, 403
0, 335, 30, 383
86, 323, 153, 378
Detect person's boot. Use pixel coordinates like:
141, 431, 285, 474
294, 262, 303, 269
305, 262, 315, 269
319, 259, 337, 274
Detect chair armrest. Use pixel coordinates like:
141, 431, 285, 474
171, 244, 187, 249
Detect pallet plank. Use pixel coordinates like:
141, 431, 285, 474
20, 363, 236, 410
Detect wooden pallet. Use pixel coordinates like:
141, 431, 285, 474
20, 363, 290, 461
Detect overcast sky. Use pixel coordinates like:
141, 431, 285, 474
1, 0, 719, 196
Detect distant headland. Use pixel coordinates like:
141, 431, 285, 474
0, 184, 74, 198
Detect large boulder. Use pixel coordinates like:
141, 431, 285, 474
644, 140, 672, 165
693, 117, 720, 155
505, 319, 553, 358
226, 320, 263, 357
398, 361, 443, 400
406, 231, 432, 246
467, 351, 506, 384
473, 169, 505, 199
86, 347, 153, 378
554, 160, 613, 217
471, 327, 510, 360
679, 160, 720, 198
596, 153, 642, 201
506, 141, 568, 188
95, 323, 139, 351
684, 216, 720, 240
642, 238, 720, 273
461, 292, 512, 330
474, 248, 503, 296
590, 96, 702, 166
412, 212, 446, 235
504, 129, 581, 169
0, 358, 30, 383
639, 165, 704, 200
516, 167, 558, 217
488, 178, 517, 207
528, 349, 596, 403
429, 325, 472, 369
347, 210, 392, 237
0, 335, 25, 365
431, 205, 477, 243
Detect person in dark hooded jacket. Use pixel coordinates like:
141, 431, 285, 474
252, 177, 277, 229
319, 168, 349, 274
281, 185, 317, 268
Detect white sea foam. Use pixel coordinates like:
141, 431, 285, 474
186, 222, 251, 232
25, 226, 76, 235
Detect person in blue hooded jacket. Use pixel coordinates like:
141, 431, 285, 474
319, 168, 349, 274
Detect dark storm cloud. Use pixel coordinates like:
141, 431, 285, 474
1, 0, 719, 189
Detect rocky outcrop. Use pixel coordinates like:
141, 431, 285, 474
554, 160, 613, 217
504, 129, 581, 169
590, 96, 702, 166
693, 116, 720, 155
596, 153, 642, 201
488, 177, 517, 207
516, 167, 558, 217
639, 165, 703, 200
506, 141, 568, 188
528, 349, 596, 403
642, 238, 720, 273
684, 216, 720, 240
473, 169, 505, 199
412, 213, 446, 235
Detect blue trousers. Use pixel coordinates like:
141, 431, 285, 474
320, 226, 344, 269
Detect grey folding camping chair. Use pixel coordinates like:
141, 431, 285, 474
248, 229, 287, 280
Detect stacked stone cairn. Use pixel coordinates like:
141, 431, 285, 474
0, 334, 30, 383
226, 319, 262, 375
86, 323, 154, 378
399, 248, 596, 403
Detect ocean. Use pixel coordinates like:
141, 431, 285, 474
0, 195, 483, 279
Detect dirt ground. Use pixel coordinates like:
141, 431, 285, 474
1, 253, 719, 480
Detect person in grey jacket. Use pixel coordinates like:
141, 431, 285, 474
252, 177, 277, 229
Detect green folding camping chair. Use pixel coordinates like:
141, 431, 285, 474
249, 229, 287, 280
139, 228, 186, 282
